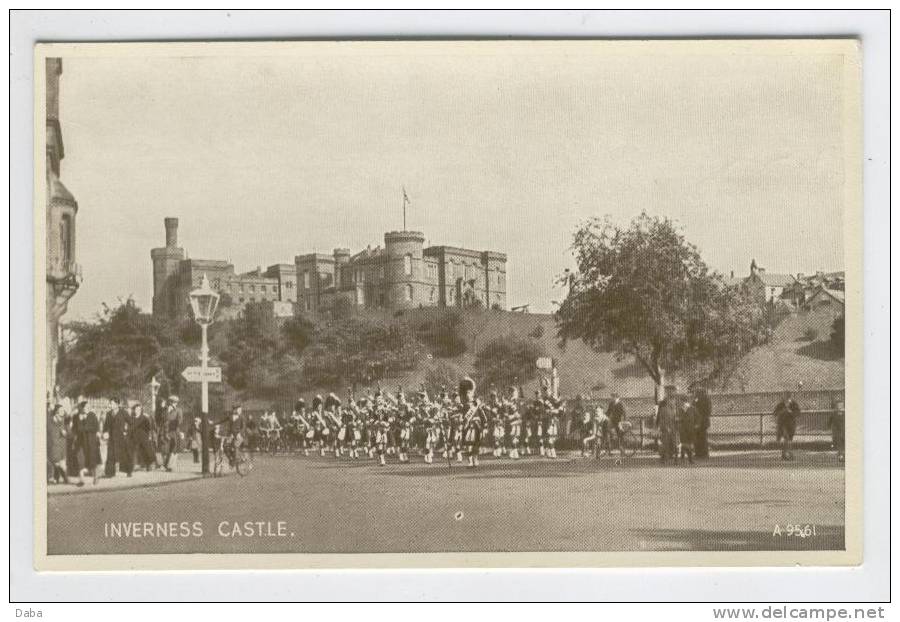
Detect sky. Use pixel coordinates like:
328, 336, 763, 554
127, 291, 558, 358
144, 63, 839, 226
57, 44, 847, 319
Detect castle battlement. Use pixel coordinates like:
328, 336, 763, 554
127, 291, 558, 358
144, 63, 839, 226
151, 220, 507, 320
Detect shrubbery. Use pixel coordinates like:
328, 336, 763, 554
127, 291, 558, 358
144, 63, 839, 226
413, 310, 467, 357
473, 334, 546, 392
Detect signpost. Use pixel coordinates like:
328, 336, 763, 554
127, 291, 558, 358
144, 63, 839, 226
181, 366, 222, 383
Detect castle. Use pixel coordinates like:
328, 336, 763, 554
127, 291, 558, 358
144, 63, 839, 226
151, 218, 507, 321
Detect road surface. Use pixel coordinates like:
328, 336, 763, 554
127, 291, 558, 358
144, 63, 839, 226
46, 450, 844, 554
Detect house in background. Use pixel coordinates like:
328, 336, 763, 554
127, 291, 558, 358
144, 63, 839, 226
742, 259, 798, 304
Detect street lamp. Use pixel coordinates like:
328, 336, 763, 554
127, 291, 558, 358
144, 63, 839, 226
149, 375, 160, 417
189, 273, 219, 474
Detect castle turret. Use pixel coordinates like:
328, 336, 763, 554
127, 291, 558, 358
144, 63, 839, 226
384, 230, 425, 307
151, 217, 185, 318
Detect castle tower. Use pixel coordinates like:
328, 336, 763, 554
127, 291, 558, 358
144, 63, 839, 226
384, 230, 425, 307
151, 217, 185, 318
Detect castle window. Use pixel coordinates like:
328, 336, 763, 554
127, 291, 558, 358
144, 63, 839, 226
285, 281, 293, 289
429, 287, 435, 302
405, 284, 413, 302
404, 254, 412, 276
380, 266, 385, 280
250, 284, 255, 292
303, 271, 310, 289
59, 213, 73, 265
213, 278, 220, 289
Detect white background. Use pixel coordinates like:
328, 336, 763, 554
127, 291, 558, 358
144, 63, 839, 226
8, 9, 891, 604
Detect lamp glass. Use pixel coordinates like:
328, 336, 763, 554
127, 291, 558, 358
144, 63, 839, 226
189, 274, 219, 325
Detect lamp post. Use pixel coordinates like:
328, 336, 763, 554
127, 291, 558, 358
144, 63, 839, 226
149, 375, 160, 417
189, 274, 220, 475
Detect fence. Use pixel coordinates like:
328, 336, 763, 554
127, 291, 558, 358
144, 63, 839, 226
560, 389, 844, 449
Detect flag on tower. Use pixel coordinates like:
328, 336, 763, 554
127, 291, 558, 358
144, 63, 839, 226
402, 186, 410, 206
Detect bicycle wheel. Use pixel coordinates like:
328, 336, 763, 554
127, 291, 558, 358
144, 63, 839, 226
621, 430, 639, 458
213, 451, 225, 477
235, 450, 253, 476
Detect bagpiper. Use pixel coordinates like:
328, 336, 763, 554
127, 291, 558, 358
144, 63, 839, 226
540, 385, 563, 459
504, 386, 523, 459
459, 377, 488, 469
290, 399, 312, 456
311, 395, 330, 456
487, 391, 505, 458
325, 393, 343, 457
395, 395, 415, 464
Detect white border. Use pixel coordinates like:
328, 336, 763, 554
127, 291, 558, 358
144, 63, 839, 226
9, 9, 890, 602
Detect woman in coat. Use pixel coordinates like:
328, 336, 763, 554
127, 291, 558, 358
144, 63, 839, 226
71, 398, 102, 486
47, 404, 69, 484
131, 403, 159, 471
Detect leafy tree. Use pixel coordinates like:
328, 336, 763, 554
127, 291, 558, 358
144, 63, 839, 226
415, 310, 467, 357
301, 317, 424, 390
423, 360, 468, 395
58, 298, 165, 397
473, 335, 546, 391
282, 315, 316, 354
555, 213, 768, 391
219, 304, 282, 391
830, 314, 845, 356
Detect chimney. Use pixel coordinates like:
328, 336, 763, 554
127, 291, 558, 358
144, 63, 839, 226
730, 270, 734, 279
757, 268, 766, 276
164, 218, 179, 248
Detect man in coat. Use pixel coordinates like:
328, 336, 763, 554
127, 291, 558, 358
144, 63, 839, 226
774, 391, 801, 461
655, 386, 678, 465
606, 393, 627, 457
104, 397, 134, 477
72, 396, 101, 486
693, 388, 712, 458
161, 395, 184, 471
677, 397, 698, 464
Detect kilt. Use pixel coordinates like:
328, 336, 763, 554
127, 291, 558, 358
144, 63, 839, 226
464, 427, 482, 445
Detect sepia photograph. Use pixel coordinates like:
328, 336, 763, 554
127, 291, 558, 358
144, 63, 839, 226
33, 39, 862, 570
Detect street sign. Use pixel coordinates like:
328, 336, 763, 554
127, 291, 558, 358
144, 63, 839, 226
181, 366, 222, 383
535, 357, 554, 370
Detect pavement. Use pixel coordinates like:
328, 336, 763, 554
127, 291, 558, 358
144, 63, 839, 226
46, 448, 845, 554
46, 453, 203, 496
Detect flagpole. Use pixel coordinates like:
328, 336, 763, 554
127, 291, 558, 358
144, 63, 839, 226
402, 185, 406, 231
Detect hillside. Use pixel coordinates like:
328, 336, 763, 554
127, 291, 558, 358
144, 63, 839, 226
337, 303, 844, 400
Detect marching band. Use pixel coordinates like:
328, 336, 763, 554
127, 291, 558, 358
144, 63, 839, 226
250, 377, 566, 469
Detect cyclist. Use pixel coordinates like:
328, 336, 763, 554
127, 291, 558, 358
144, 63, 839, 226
258, 410, 282, 450
581, 405, 608, 457
216, 405, 247, 467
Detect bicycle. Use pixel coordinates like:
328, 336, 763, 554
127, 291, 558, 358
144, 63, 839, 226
214, 437, 254, 477
594, 421, 639, 459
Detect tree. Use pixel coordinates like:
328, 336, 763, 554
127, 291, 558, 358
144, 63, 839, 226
58, 298, 165, 397
555, 213, 768, 392
830, 314, 845, 356
473, 335, 546, 392
415, 310, 467, 357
